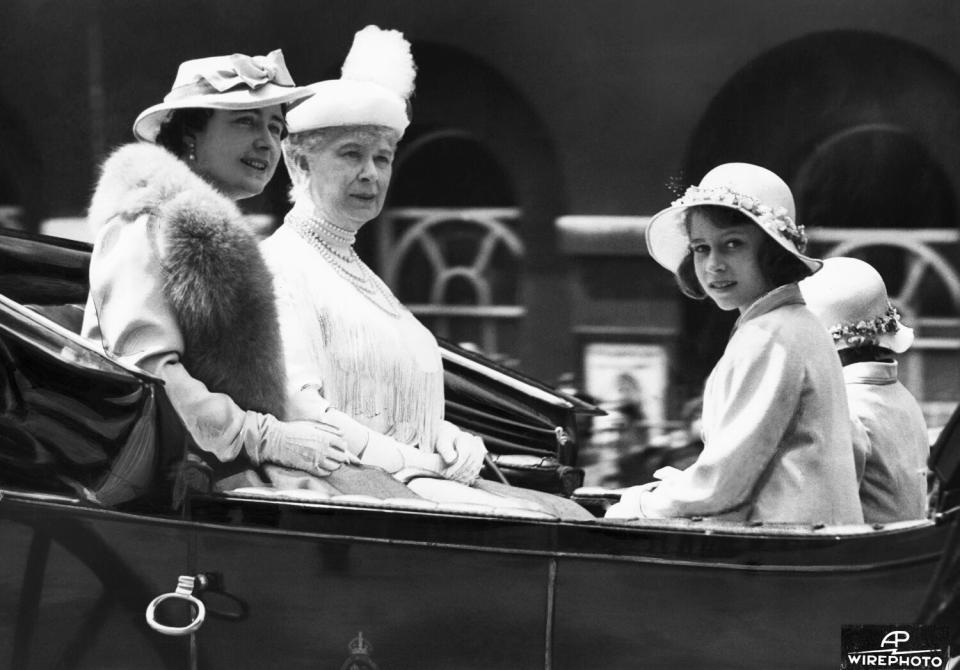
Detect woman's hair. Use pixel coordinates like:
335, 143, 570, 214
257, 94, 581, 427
838, 344, 895, 366
676, 205, 812, 300
154, 108, 215, 158
282, 124, 399, 204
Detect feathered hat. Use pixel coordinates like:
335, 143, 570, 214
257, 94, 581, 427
286, 25, 416, 136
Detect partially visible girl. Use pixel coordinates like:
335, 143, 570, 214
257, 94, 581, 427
800, 256, 930, 523
606, 163, 863, 524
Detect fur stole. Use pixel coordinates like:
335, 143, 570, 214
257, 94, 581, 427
88, 143, 287, 418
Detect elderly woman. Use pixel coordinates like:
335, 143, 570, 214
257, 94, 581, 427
261, 27, 592, 517
81, 50, 413, 496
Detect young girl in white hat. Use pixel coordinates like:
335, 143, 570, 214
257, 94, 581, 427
606, 163, 863, 524
800, 256, 929, 523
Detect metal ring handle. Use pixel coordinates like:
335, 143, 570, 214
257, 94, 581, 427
146, 576, 207, 636
146, 592, 206, 636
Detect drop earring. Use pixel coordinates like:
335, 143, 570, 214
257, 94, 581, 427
186, 142, 196, 162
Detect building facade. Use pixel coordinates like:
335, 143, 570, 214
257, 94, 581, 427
2, 0, 960, 431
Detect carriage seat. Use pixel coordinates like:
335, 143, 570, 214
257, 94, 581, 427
23, 301, 588, 500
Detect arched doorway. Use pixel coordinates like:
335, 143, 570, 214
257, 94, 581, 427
358, 42, 568, 378
383, 130, 524, 360
677, 30, 960, 420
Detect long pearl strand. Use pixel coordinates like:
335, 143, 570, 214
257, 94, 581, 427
290, 214, 402, 318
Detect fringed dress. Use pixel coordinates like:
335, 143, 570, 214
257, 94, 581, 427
262, 200, 445, 453
262, 201, 594, 520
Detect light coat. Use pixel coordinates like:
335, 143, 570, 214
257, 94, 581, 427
846, 360, 930, 522
639, 284, 864, 524
82, 143, 286, 469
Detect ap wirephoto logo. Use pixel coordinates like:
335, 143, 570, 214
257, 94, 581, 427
842, 625, 950, 668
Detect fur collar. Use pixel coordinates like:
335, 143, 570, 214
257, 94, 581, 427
89, 143, 287, 418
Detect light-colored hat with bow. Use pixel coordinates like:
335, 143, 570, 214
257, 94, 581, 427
799, 256, 915, 352
133, 49, 313, 143
645, 162, 822, 274
286, 25, 416, 137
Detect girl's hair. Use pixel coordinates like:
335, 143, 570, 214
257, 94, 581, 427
676, 205, 812, 300
154, 108, 215, 158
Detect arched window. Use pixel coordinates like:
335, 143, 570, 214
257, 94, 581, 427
351, 41, 566, 376
375, 130, 525, 361
679, 30, 960, 424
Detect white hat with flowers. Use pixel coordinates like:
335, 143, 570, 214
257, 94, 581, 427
645, 162, 822, 274
799, 256, 914, 352
286, 25, 416, 137
133, 49, 313, 143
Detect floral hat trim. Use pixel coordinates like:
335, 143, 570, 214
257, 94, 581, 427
672, 184, 808, 253
828, 303, 904, 348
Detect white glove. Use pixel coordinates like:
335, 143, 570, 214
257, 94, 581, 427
604, 483, 656, 519
285, 385, 332, 422
433, 420, 486, 485
248, 414, 354, 477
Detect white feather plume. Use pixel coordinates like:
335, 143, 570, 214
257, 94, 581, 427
340, 25, 416, 100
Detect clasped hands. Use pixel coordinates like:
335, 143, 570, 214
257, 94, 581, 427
433, 420, 486, 485
261, 414, 356, 477
279, 387, 487, 483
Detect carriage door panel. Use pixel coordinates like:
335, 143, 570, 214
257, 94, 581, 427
0, 498, 193, 670
190, 513, 552, 670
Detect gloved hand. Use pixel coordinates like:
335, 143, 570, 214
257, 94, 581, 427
433, 420, 486, 485
290, 402, 445, 477
604, 482, 657, 519
286, 385, 332, 422
248, 413, 354, 477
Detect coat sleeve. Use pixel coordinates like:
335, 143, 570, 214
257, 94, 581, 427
638, 325, 805, 518
850, 412, 869, 484
82, 215, 266, 463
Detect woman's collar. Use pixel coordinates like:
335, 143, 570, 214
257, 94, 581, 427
285, 199, 358, 248
842, 358, 899, 385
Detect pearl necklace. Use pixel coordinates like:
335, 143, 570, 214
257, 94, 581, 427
290, 215, 403, 318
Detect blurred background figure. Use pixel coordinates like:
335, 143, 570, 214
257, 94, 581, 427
613, 372, 648, 445
577, 371, 653, 487
555, 371, 597, 446
614, 396, 705, 485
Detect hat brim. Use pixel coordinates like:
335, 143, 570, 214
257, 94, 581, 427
645, 202, 822, 275
132, 83, 314, 142
880, 323, 915, 353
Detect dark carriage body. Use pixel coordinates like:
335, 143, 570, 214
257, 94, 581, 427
1, 229, 958, 669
